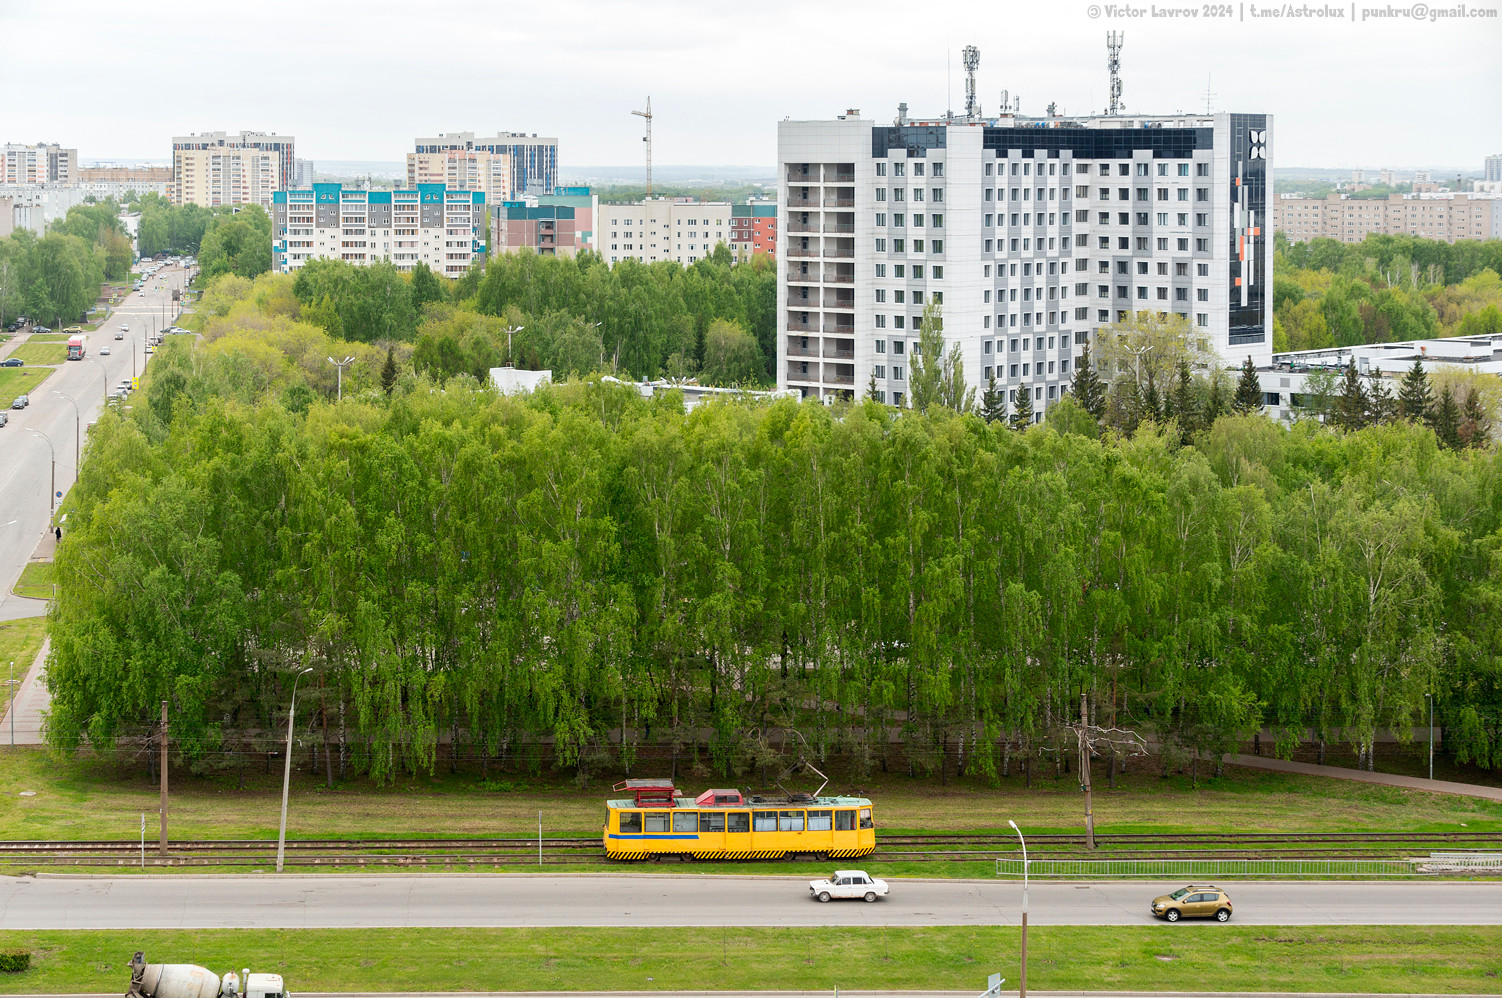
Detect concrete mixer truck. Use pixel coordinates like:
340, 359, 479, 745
125, 952, 288, 998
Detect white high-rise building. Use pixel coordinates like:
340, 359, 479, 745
776, 108, 1273, 416
596, 199, 732, 266
408, 132, 558, 200
172, 131, 295, 207
2, 143, 77, 185
271, 183, 485, 279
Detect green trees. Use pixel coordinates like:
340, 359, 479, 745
39, 277, 1502, 781
979, 376, 1005, 423
1070, 343, 1107, 420
1399, 359, 1432, 421
198, 205, 273, 281
1232, 356, 1264, 415
701, 319, 763, 385
908, 299, 972, 413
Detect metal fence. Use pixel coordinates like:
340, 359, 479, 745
994, 858, 1416, 879
1423, 852, 1502, 870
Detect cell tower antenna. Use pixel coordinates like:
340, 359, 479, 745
962, 45, 981, 120
632, 97, 653, 196
1106, 32, 1124, 116
1201, 73, 1217, 114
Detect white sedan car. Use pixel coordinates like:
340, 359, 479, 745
809, 869, 888, 903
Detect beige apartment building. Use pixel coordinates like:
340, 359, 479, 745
2, 143, 77, 185
1275, 192, 1496, 243
172, 131, 295, 207
407, 133, 559, 201
597, 199, 732, 266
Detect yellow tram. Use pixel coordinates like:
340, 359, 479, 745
603, 779, 876, 860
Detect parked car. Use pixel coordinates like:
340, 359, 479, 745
809, 870, 889, 903
0, 358, 23, 367
33, 325, 51, 333
1151, 885, 1234, 922
10, 394, 27, 409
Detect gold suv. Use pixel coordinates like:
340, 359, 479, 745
1150, 884, 1233, 922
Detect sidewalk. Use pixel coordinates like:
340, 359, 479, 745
0, 633, 48, 745
1224, 752, 1502, 802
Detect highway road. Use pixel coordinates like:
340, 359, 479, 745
0, 263, 188, 630
2, 874, 1499, 929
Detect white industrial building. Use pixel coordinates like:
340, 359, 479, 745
776, 106, 1272, 418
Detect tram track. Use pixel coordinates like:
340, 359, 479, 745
0, 830, 1496, 868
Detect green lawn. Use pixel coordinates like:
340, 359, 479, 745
0, 618, 45, 684
6, 343, 66, 366
1, 745, 1499, 847
24, 334, 70, 343
0, 368, 50, 408
0, 926, 1496, 994
12, 562, 55, 600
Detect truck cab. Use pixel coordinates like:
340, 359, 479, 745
245, 973, 286, 998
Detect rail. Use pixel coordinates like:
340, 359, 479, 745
995, 857, 1417, 879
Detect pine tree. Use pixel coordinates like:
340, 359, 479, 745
1433, 384, 1462, 449
1140, 372, 1162, 424
866, 370, 882, 403
980, 376, 1006, 423
1205, 371, 1227, 425
381, 346, 398, 395
1010, 383, 1034, 430
1232, 355, 1263, 415
1170, 359, 1200, 441
1398, 358, 1431, 423
1335, 359, 1368, 431
1070, 343, 1107, 420
1366, 368, 1396, 426
1460, 386, 1491, 448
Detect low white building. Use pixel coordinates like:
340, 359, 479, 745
597, 198, 732, 266
490, 367, 552, 394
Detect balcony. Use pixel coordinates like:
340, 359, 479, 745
785, 244, 819, 259
823, 197, 855, 208
786, 167, 817, 184
822, 271, 854, 284
786, 319, 819, 333
786, 341, 819, 358
786, 363, 819, 382
823, 347, 855, 360
824, 170, 855, 184
823, 223, 855, 233
822, 322, 854, 334
824, 370, 856, 387
785, 222, 819, 233
823, 247, 854, 258
786, 268, 817, 283
786, 195, 820, 208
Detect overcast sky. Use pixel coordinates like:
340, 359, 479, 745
4, 0, 1499, 172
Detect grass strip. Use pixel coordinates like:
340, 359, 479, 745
0, 368, 51, 408
6, 343, 67, 366
12, 562, 56, 600
0, 926, 1498, 994
3, 746, 1501, 845
0, 618, 46, 682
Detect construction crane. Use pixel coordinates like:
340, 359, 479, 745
632, 97, 653, 196
962, 45, 981, 119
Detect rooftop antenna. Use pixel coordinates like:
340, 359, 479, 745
963, 45, 981, 119
1107, 32, 1124, 116
632, 97, 653, 196
1201, 73, 1217, 114
999, 90, 1010, 116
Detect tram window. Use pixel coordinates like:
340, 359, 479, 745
835, 810, 856, 831
807, 809, 833, 831
699, 812, 726, 833
673, 811, 697, 833
644, 811, 671, 833
753, 810, 779, 831
779, 810, 805, 831
727, 811, 750, 833
619, 811, 642, 834
859, 807, 874, 829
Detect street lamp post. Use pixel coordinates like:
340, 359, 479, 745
1426, 693, 1434, 781
276, 666, 314, 873
504, 325, 524, 366
1008, 819, 1029, 998
53, 390, 81, 473
26, 430, 56, 515
327, 356, 355, 402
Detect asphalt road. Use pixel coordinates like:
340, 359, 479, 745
0, 266, 188, 625
2, 874, 1499, 929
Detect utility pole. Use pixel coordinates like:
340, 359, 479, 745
632, 98, 654, 196
1080, 692, 1095, 850
158, 700, 169, 857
